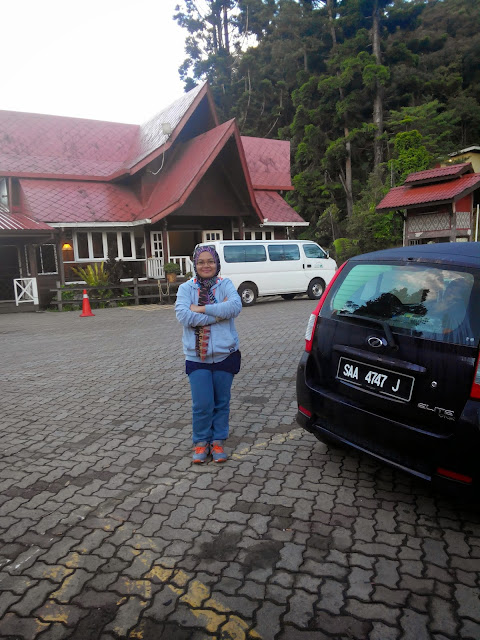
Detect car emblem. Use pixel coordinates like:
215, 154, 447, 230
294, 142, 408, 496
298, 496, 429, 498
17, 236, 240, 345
367, 336, 387, 348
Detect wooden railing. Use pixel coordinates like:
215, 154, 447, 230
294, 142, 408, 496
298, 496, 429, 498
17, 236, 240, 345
170, 255, 194, 276
50, 278, 180, 311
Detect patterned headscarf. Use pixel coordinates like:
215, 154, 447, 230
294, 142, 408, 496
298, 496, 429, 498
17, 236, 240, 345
193, 246, 221, 360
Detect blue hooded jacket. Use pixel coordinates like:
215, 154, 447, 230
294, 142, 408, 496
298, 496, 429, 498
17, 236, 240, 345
175, 277, 242, 363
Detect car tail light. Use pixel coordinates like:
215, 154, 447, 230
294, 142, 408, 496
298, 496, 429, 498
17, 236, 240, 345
436, 468, 473, 484
298, 405, 312, 417
305, 261, 347, 352
470, 353, 480, 399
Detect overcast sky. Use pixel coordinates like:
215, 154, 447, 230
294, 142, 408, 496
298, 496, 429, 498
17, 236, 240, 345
3, 0, 188, 124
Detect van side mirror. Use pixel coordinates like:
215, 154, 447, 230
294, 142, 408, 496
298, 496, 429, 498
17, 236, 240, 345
325, 250, 329, 258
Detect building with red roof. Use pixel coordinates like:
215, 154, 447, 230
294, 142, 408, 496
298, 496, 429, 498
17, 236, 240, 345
0, 82, 307, 310
376, 162, 480, 246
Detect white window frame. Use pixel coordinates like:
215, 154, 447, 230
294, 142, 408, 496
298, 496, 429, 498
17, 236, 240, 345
0, 178, 8, 211
71, 230, 138, 262
233, 228, 274, 241
202, 230, 223, 242
25, 244, 58, 276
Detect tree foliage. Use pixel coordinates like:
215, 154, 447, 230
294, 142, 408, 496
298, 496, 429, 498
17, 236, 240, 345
173, 0, 480, 256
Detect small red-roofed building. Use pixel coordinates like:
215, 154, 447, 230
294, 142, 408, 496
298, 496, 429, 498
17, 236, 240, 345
376, 162, 480, 246
0, 82, 306, 310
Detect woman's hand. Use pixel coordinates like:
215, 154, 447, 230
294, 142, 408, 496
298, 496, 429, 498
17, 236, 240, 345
190, 304, 206, 313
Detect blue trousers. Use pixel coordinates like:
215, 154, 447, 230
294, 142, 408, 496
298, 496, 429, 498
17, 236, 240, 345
188, 369, 234, 444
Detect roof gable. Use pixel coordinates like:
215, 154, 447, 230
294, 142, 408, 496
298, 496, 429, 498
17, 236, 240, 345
404, 163, 472, 185
144, 120, 262, 223
241, 137, 292, 190
377, 173, 480, 211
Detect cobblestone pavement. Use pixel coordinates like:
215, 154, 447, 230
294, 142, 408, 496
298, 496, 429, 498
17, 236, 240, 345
1, 298, 479, 640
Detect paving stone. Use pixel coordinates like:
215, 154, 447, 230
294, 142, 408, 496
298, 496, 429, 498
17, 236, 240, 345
1, 304, 480, 640
252, 600, 283, 640
0, 612, 50, 639
103, 595, 149, 635
455, 584, 480, 623
34, 601, 89, 627
345, 599, 400, 625
399, 609, 431, 640
10, 580, 58, 615
0, 590, 21, 617
315, 610, 373, 639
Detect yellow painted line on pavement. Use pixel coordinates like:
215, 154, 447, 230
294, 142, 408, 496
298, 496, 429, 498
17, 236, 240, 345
143, 565, 263, 639
232, 428, 302, 460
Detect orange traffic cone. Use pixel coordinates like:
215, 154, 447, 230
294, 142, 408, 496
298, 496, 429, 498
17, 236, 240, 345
80, 289, 95, 317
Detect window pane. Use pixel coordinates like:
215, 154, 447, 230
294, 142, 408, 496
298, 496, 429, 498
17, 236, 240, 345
122, 232, 133, 258
245, 246, 267, 262
92, 232, 104, 259
224, 245, 266, 263
106, 232, 118, 259
283, 245, 300, 260
265, 231, 272, 240
268, 244, 300, 261
304, 244, 326, 259
77, 233, 89, 259
39, 245, 57, 274
255, 231, 263, 240
135, 236, 145, 258
244, 231, 252, 240
329, 264, 479, 345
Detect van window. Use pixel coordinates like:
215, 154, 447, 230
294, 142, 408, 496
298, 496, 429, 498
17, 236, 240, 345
268, 244, 300, 262
304, 244, 326, 259
325, 263, 480, 345
224, 245, 267, 263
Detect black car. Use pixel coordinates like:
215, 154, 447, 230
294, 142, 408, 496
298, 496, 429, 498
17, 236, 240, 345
296, 242, 480, 497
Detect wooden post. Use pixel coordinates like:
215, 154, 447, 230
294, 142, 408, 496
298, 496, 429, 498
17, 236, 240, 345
133, 277, 139, 305
451, 202, 457, 242
56, 280, 63, 312
57, 233, 66, 286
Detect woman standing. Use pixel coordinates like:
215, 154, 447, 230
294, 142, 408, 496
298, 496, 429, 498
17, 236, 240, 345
175, 246, 242, 464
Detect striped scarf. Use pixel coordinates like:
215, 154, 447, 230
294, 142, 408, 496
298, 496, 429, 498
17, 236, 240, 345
195, 277, 217, 360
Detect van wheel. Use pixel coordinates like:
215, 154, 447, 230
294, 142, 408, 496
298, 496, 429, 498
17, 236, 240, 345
281, 294, 296, 300
238, 283, 258, 307
307, 278, 324, 300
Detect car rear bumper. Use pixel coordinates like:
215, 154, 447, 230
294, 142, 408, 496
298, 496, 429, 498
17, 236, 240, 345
297, 352, 480, 496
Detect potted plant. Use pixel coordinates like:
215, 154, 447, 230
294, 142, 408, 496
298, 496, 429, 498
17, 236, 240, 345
164, 262, 181, 283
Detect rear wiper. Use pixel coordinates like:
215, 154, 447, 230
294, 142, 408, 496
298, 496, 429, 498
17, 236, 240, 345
337, 311, 397, 348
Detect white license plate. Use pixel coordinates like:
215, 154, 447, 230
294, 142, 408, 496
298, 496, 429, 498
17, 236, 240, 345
337, 357, 415, 402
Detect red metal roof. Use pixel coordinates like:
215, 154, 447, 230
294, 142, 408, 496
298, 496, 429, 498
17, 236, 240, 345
0, 210, 53, 232
404, 163, 472, 184
0, 111, 137, 178
0, 84, 209, 180
241, 137, 292, 190
20, 180, 143, 224
144, 120, 262, 223
126, 83, 209, 169
377, 173, 480, 211
254, 190, 307, 225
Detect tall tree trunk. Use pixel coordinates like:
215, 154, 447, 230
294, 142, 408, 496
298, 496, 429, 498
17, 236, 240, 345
223, 2, 230, 54
372, 0, 384, 168
327, 0, 353, 217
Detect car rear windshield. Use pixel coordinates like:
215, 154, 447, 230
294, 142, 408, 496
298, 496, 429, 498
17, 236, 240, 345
323, 261, 480, 346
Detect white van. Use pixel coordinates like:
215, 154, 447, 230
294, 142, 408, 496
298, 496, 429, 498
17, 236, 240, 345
196, 240, 337, 306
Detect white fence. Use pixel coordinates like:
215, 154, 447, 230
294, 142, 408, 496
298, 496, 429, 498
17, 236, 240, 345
170, 255, 194, 276
14, 278, 39, 305
146, 258, 164, 279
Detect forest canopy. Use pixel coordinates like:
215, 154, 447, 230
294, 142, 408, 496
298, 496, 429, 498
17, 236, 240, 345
173, 0, 480, 260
